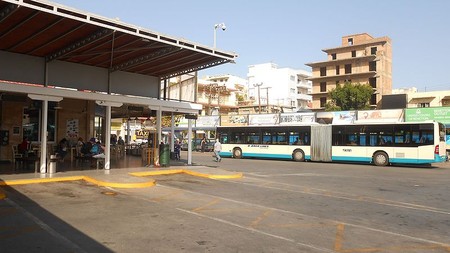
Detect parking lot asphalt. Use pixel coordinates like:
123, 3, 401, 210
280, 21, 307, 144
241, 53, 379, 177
1, 154, 450, 252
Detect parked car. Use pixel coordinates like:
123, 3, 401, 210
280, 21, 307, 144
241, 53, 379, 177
181, 139, 214, 152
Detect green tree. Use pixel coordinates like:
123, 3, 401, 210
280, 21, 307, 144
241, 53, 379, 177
325, 82, 373, 111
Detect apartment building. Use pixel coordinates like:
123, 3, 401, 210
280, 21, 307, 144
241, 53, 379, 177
247, 63, 312, 113
306, 33, 392, 110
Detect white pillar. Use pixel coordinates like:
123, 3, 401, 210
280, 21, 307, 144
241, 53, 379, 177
171, 113, 175, 152
104, 105, 111, 170
39, 100, 48, 174
187, 119, 192, 165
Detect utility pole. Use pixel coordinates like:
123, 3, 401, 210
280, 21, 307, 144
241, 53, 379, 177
261, 87, 271, 113
253, 82, 263, 114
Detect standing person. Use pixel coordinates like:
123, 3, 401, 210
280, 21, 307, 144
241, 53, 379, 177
201, 137, 206, 153
174, 139, 181, 160
117, 136, 125, 157
213, 138, 222, 162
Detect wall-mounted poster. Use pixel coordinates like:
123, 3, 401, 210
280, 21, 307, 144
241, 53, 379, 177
66, 119, 79, 140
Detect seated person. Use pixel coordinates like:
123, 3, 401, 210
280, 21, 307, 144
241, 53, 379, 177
18, 137, 30, 155
56, 138, 69, 161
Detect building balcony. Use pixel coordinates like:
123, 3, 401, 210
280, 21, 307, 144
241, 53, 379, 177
296, 93, 312, 101
296, 83, 312, 89
307, 71, 377, 81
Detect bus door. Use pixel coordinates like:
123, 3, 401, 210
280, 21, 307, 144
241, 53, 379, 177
311, 125, 332, 162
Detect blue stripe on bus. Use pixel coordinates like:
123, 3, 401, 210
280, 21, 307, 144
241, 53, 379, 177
220, 151, 310, 160
221, 152, 446, 164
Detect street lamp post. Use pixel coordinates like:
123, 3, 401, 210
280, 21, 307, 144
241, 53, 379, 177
213, 23, 226, 48
253, 82, 263, 114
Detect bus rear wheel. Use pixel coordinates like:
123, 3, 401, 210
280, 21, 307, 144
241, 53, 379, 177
373, 152, 389, 166
233, 148, 242, 159
293, 150, 305, 162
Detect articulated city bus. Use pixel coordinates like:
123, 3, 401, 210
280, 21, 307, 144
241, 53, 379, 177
217, 122, 447, 166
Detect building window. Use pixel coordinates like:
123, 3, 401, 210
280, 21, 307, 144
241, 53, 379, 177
345, 64, 352, 74
371, 94, 377, 105
348, 38, 353, 45
291, 101, 296, 107
290, 88, 295, 94
369, 61, 376, 71
23, 104, 56, 142
320, 82, 326, 92
418, 103, 430, 108
335, 65, 340, 75
290, 75, 296, 81
331, 53, 336, 60
320, 67, 326, 76
320, 97, 327, 108
351, 50, 356, 57
369, 77, 376, 88
371, 47, 377, 55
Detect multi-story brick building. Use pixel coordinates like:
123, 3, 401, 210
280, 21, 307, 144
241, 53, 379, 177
306, 33, 392, 110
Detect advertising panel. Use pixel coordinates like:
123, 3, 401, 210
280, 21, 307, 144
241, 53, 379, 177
220, 115, 248, 126
405, 107, 450, 124
196, 116, 220, 127
357, 109, 404, 123
279, 113, 315, 125
332, 111, 356, 125
248, 114, 279, 126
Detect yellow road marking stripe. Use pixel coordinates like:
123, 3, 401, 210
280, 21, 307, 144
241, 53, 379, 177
192, 198, 220, 212
334, 223, 345, 251
250, 210, 273, 228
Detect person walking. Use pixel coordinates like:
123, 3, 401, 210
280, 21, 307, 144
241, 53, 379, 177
201, 137, 206, 153
213, 138, 222, 162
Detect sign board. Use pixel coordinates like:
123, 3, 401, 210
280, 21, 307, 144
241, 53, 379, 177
332, 111, 356, 125
279, 113, 315, 125
405, 107, 450, 124
196, 116, 220, 127
220, 115, 248, 126
249, 114, 279, 126
357, 109, 404, 123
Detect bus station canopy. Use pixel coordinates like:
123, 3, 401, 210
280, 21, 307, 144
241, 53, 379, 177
0, 0, 237, 80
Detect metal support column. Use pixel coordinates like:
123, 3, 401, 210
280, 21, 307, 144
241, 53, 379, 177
104, 105, 111, 170
187, 119, 193, 165
40, 100, 48, 174
171, 113, 175, 152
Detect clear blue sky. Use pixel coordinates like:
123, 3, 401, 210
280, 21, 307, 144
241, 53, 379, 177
53, 0, 450, 92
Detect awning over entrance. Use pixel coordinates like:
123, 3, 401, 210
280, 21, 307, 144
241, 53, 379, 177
0, 80, 202, 114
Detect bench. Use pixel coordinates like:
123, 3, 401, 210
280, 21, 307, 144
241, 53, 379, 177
75, 155, 105, 169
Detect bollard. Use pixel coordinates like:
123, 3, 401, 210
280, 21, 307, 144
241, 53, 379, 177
48, 154, 58, 174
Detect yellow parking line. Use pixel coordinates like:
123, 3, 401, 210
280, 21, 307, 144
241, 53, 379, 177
192, 199, 220, 212
334, 223, 345, 251
249, 210, 273, 228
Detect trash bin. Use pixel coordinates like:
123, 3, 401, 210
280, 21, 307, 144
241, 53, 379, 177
48, 154, 58, 174
159, 144, 170, 167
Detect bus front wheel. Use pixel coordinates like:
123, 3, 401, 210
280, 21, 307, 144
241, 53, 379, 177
233, 148, 242, 159
293, 150, 305, 162
373, 152, 389, 166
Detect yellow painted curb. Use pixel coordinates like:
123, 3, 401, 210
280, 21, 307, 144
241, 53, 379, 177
131, 169, 243, 180
0, 176, 84, 186
130, 169, 184, 177
82, 176, 155, 189
0, 176, 155, 189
